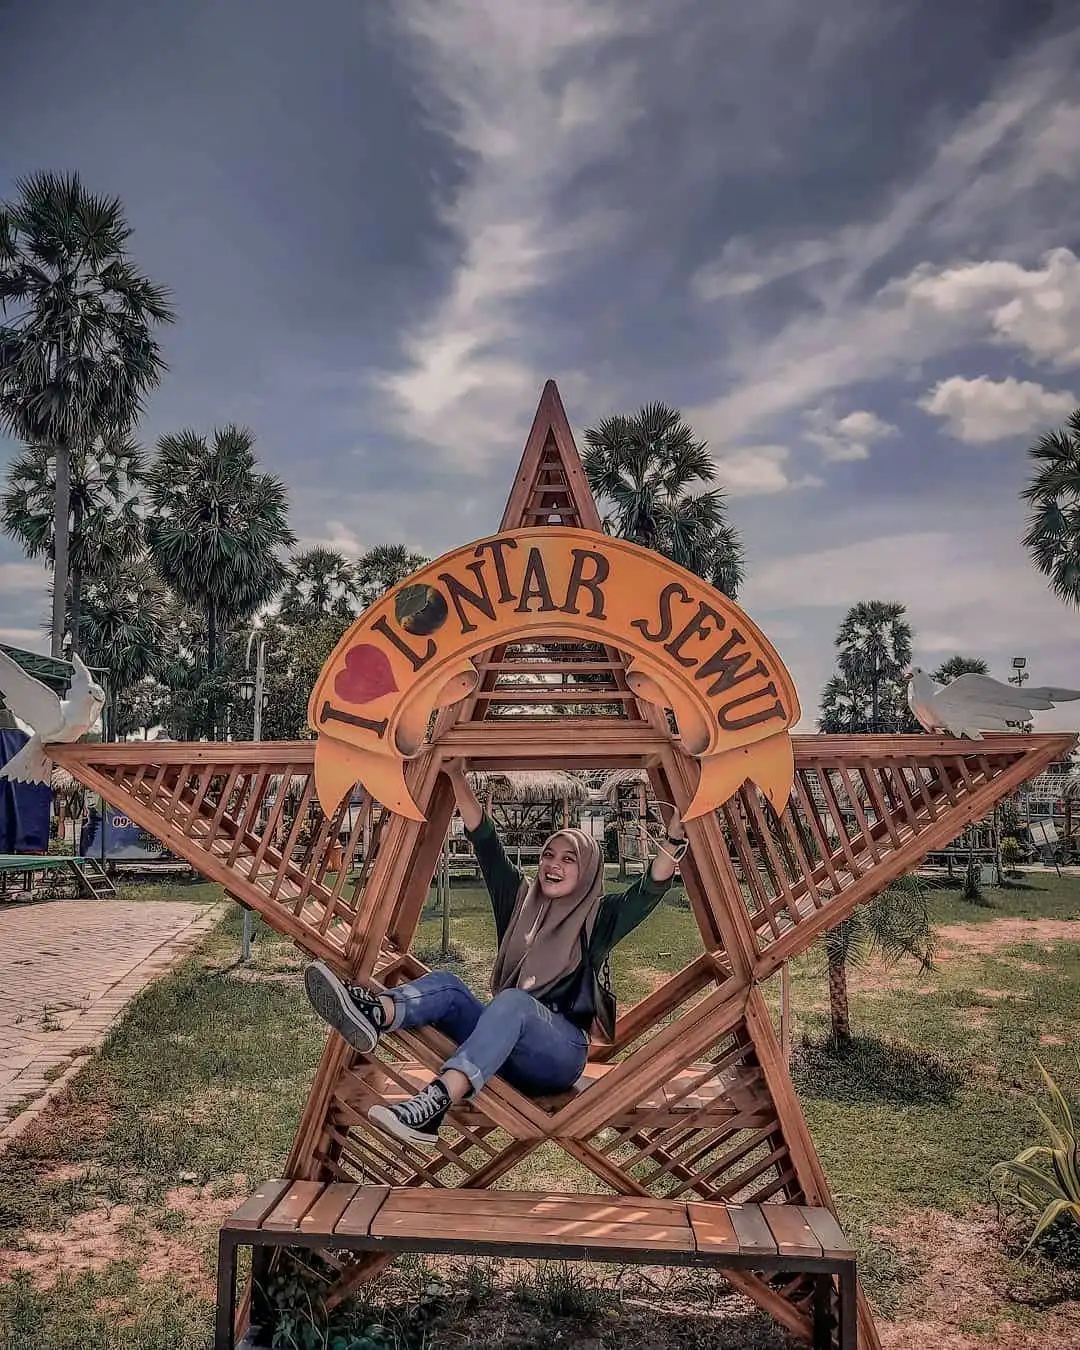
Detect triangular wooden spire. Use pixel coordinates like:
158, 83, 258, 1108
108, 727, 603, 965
435, 380, 647, 728
500, 379, 603, 532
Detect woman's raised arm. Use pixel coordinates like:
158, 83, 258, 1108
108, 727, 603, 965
648, 808, 686, 884
442, 758, 484, 830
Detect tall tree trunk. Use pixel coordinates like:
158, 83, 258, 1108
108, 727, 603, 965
206, 598, 218, 739
826, 938, 851, 1044
68, 497, 83, 659
51, 442, 71, 659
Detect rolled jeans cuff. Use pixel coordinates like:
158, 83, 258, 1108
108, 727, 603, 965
440, 1049, 486, 1096
384, 988, 410, 1033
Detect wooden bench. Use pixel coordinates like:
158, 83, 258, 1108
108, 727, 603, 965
217, 1180, 857, 1350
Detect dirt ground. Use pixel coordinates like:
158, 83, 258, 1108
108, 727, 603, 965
877, 1208, 1080, 1350
934, 919, 1080, 958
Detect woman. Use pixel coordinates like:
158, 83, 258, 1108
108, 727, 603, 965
303, 759, 687, 1148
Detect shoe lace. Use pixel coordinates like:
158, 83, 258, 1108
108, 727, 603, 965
398, 1083, 447, 1127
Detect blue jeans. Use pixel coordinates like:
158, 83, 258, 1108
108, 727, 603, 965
387, 971, 589, 1098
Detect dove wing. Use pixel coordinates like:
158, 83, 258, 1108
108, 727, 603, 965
1026, 686, 1080, 704
932, 673, 1055, 729
68, 653, 93, 702
0, 649, 63, 730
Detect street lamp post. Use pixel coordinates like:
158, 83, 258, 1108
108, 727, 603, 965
1009, 656, 1033, 736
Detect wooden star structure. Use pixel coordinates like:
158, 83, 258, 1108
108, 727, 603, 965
53, 381, 1076, 1350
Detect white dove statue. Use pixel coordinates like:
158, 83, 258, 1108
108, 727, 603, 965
0, 649, 106, 784
907, 666, 1080, 740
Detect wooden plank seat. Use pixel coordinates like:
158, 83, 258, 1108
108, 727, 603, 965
336, 1056, 767, 1125
217, 1180, 856, 1350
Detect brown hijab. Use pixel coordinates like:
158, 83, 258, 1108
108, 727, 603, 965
489, 828, 605, 998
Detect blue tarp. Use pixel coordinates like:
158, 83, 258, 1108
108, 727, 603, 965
0, 729, 52, 853
79, 803, 169, 862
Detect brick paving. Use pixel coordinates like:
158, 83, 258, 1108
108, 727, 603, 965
0, 898, 222, 1144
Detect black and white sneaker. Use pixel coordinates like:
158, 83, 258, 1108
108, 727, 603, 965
368, 1080, 452, 1149
303, 960, 388, 1053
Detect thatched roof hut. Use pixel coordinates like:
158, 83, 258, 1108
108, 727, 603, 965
467, 769, 588, 805
593, 767, 651, 805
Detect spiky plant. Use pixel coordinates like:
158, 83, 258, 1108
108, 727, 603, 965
992, 1058, 1080, 1251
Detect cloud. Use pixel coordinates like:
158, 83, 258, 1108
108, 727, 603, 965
687, 31, 1080, 444
902, 248, 1080, 370
0, 562, 47, 593
803, 407, 898, 462
918, 375, 1077, 443
373, 0, 650, 466
0, 627, 45, 650
694, 238, 838, 302
316, 521, 363, 558
744, 527, 1080, 730
714, 445, 823, 496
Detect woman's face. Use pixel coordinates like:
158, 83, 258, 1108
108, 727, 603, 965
538, 836, 581, 900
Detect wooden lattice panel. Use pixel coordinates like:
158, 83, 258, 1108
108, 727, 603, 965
470, 641, 634, 720
50, 744, 388, 966
729, 734, 1072, 979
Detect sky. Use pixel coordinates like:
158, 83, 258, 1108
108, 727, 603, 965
1, 0, 1079, 732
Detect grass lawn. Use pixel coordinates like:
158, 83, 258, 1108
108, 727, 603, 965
1, 871, 1079, 1348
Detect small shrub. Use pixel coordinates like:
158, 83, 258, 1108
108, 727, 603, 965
1000, 837, 1024, 878
513, 1261, 605, 1318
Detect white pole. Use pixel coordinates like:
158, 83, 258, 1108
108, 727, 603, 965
440, 836, 451, 959
241, 631, 266, 964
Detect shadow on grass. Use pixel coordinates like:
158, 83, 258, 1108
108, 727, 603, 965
792, 1034, 963, 1106
257, 1254, 797, 1350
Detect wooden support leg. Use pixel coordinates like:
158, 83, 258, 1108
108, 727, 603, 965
811, 1274, 831, 1350
250, 1246, 273, 1336
839, 1265, 858, 1350
215, 1233, 240, 1350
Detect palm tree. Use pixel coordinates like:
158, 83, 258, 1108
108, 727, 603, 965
932, 655, 989, 683
2, 433, 144, 654
80, 554, 169, 720
0, 172, 174, 657
582, 402, 746, 597
280, 546, 360, 624
818, 669, 864, 733
354, 543, 428, 609
823, 874, 934, 1044
1022, 408, 1080, 609
835, 601, 914, 732
143, 425, 295, 735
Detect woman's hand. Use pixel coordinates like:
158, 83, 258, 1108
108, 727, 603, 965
649, 807, 687, 884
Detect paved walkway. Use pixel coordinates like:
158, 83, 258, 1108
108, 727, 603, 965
0, 898, 222, 1145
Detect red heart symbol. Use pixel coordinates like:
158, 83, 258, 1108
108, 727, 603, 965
334, 644, 398, 705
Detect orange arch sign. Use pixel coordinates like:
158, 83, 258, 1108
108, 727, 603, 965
310, 528, 800, 821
